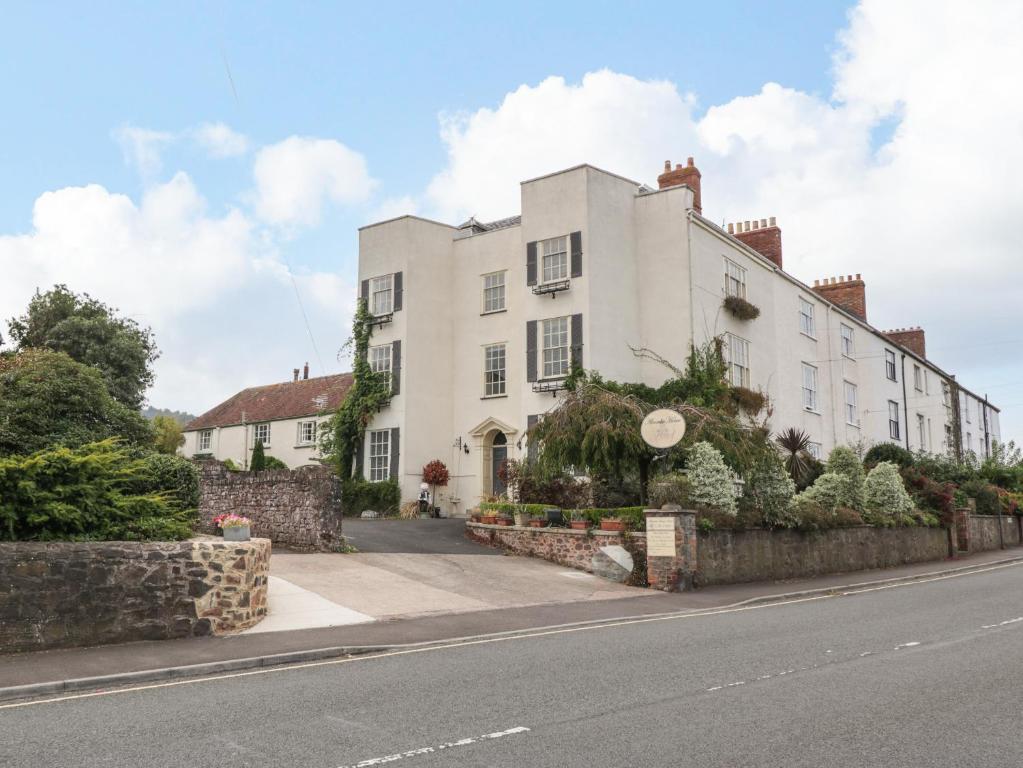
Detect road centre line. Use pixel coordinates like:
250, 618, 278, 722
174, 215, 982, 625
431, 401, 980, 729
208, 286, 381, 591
2, 560, 1020, 711
336, 726, 530, 767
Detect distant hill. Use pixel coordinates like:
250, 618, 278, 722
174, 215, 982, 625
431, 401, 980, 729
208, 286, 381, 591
142, 406, 197, 425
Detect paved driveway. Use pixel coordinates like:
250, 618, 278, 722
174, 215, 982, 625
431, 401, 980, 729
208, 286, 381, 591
249, 518, 652, 634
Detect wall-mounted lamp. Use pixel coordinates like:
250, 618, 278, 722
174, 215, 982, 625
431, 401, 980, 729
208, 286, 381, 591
453, 436, 470, 455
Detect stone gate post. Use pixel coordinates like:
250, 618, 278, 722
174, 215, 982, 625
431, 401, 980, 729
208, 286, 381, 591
644, 504, 697, 591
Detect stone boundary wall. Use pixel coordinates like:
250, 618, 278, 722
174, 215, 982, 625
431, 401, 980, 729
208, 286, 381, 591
0, 538, 269, 653
696, 526, 950, 586
466, 523, 646, 573
467, 521, 970, 588
969, 515, 1022, 553
198, 461, 342, 551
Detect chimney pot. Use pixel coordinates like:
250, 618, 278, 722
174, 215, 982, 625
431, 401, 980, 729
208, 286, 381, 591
664, 160, 671, 172
687, 157, 694, 167
769, 216, 776, 226
303, 362, 309, 380
727, 223, 734, 234
293, 368, 299, 382
760, 219, 767, 228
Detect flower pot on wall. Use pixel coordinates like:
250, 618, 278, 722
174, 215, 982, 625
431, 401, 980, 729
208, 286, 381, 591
481, 514, 498, 525
223, 525, 251, 542
569, 520, 591, 531
599, 519, 625, 532
513, 511, 528, 527
528, 519, 548, 528
496, 517, 513, 527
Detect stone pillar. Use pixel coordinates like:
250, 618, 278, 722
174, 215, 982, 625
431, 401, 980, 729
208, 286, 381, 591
644, 504, 697, 592
954, 505, 972, 555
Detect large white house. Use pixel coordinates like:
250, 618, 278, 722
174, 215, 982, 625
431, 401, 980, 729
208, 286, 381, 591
357, 159, 1001, 516
180, 367, 352, 469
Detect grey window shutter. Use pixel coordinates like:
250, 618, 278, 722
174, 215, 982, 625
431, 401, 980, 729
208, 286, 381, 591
570, 231, 582, 278
360, 279, 369, 304
571, 313, 583, 370
391, 340, 401, 396
354, 437, 364, 479
526, 415, 538, 463
393, 271, 403, 312
526, 242, 537, 286
389, 427, 400, 481
526, 320, 537, 382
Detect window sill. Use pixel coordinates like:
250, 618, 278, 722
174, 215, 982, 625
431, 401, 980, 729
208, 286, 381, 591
842, 354, 856, 361
800, 332, 818, 341
481, 394, 508, 400
294, 444, 316, 449
846, 422, 861, 429
802, 408, 821, 416
481, 309, 507, 316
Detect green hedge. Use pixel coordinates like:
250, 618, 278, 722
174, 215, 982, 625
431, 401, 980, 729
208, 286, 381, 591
0, 440, 196, 541
479, 502, 555, 516
570, 506, 646, 529
342, 478, 400, 516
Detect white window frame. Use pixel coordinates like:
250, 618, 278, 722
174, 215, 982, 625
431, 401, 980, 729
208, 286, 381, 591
724, 258, 747, 299
917, 413, 926, 448
844, 381, 858, 426
799, 298, 816, 338
253, 422, 271, 447
888, 401, 900, 440
913, 365, 923, 392
840, 324, 854, 358
369, 274, 394, 316
369, 429, 391, 482
482, 271, 506, 314
483, 343, 507, 397
540, 236, 568, 284
964, 395, 971, 423
369, 344, 392, 385
801, 363, 819, 412
296, 420, 317, 446
942, 381, 952, 408
542, 316, 570, 379
724, 333, 751, 388
944, 423, 954, 450
198, 430, 212, 452
885, 349, 897, 381
807, 442, 823, 460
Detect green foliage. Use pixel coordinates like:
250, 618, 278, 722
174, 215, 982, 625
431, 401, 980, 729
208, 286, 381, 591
501, 459, 591, 509
722, 295, 761, 321
864, 442, 914, 469
863, 461, 914, 519
222, 458, 241, 472
0, 349, 154, 456
250, 440, 267, 472
647, 472, 691, 509
979, 441, 1023, 490
797, 472, 851, 513
742, 451, 796, 527
321, 299, 392, 478
574, 507, 646, 530
479, 501, 553, 516
0, 440, 196, 541
121, 451, 200, 509
342, 478, 400, 516
775, 428, 818, 490
142, 406, 196, 425
7, 284, 159, 410
901, 466, 955, 525
912, 450, 978, 486
152, 414, 185, 454
687, 441, 738, 515
960, 478, 1001, 515
826, 445, 866, 510
263, 455, 288, 470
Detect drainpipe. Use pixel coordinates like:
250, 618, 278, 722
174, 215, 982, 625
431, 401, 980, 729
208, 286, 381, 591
825, 305, 839, 449
900, 354, 910, 450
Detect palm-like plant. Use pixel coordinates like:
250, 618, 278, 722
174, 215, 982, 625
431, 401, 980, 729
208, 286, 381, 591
775, 428, 813, 488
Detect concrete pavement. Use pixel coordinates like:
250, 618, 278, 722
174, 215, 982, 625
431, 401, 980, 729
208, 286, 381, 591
3, 554, 1022, 766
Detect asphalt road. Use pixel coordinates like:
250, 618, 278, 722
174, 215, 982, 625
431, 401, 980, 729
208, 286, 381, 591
3, 562, 1023, 767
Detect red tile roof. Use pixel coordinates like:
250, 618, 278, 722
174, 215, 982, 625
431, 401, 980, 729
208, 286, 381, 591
184, 373, 354, 431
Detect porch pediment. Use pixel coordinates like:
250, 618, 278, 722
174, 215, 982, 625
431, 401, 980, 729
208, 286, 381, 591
469, 416, 518, 439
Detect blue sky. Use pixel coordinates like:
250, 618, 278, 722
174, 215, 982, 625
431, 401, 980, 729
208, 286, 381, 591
3, 1, 1022, 444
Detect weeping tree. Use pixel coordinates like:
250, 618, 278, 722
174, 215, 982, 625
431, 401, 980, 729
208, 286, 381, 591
529, 340, 774, 503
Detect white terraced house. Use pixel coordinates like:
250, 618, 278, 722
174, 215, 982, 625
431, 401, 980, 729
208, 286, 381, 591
356, 159, 1001, 516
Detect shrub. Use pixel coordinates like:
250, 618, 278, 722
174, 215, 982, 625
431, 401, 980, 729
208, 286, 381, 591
834, 507, 865, 527
960, 479, 1001, 515
728, 387, 767, 415
502, 459, 591, 510
787, 497, 830, 532
222, 458, 241, 472
574, 506, 646, 530
864, 442, 914, 469
263, 456, 288, 470
422, 460, 450, 487
590, 476, 641, 508
123, 451, 200, 509
341, 478, 400, 516
480, 501, 552, 516
826, 446, 866, 510
913, 451, 978, 486
687, 442, 738, 515
863, 461, 914, 519
742, 452, 796, 528
0, 440, 196, 541
722, 295, 761, 321
250, 440, 266, 472
647, 472, 691, 509
798, 472, 850, 513
901, 466, 955, 525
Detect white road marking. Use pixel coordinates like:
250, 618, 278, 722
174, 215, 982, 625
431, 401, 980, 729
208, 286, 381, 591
894, 642, 921, 650
5, 560, 1020, 711
981, 616, 1023, 629
336, 726, 530, 767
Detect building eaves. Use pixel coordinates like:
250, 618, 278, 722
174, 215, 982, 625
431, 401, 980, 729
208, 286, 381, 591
358, 214, 456, 232
520, 163, 642, 188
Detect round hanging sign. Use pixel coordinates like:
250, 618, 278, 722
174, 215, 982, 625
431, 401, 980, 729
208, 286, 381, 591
640, 409, 686, 449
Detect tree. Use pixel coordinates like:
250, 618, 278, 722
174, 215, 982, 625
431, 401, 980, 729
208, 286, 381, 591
152, 415, 185, 455
863, 461, 914, 519
250, 440, 267, 472
7, 284, 159, 410
775, 428, 817, 489
0, 349, 154, 456
687, 441, 738, 515
743, 451, 796, 527
826, 445, 866, 510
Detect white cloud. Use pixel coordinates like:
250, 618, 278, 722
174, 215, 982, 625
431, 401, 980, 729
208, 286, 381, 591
253, 136, 376, 227
113, 124, 175, 176
194, 122, 250, 158
421, 0, 1023, 436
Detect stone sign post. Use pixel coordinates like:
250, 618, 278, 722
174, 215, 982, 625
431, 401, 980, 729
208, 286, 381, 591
645, 504, 697, 592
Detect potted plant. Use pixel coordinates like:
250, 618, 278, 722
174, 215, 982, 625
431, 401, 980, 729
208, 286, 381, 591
215, 514, 252, 542
599, 515, 625, 532
481, 510, 498, 525
512, 506, 529, 527
496, 514, 514, 527
422, 459, 450, 515
566, 511, 591, 530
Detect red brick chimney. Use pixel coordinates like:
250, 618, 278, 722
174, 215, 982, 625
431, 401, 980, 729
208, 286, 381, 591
303, 362, 309, 380
884, 327, 926, 358
657, 157, 702, 214
812, 274, 867, 321
728, 218, 783, 269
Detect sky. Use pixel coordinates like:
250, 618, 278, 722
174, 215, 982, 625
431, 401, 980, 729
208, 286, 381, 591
1, 1, 1021, 441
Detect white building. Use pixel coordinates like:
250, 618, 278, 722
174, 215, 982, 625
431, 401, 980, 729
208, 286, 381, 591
180, 367, 352, 469
356, 160, 1001, 515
